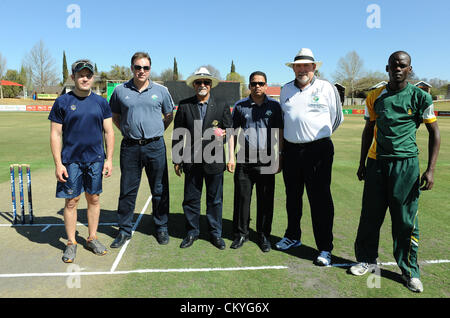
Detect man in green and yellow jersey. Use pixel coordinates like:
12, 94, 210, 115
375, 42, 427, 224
349, 51, 441, 293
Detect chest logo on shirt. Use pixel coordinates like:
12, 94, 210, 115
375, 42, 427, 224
70, 105, 77, 111
265, 110, 272, 117
152, 94, 158, 100
408, 108, 413, 115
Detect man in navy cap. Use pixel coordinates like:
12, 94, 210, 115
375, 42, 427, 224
49, 59, 115, 263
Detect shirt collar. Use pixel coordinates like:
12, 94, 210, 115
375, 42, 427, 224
126, 78, 153, 92
249, 94, 268, 106
197, 98, 209, 105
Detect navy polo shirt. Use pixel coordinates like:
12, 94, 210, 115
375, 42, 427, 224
48, 91, 112, 164
110, 79, 174, 139
232, 95, 283, 162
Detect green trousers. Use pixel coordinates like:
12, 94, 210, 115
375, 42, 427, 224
354, 157, 421, 278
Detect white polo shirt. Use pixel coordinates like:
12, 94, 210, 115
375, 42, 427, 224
280, 77, 343, 143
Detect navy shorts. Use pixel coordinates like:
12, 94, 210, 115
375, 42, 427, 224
56, 162, 104, 198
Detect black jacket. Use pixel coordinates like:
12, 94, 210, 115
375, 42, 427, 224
172, 95, 232, 174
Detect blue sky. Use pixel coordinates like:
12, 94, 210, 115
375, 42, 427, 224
1, 0, 449, 85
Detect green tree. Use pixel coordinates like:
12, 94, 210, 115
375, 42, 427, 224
226, 61, 246, 97
108, 65, 132, 80
2, 69, 25, 98
230, 60, 235, 73
173, 57, 179, 81
62, 51, 69, 84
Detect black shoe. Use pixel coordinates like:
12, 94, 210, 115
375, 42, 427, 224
230, 236, 248, 249
180, 235, 198, 248
110, 232, 131, 248
211, 236, 226, 250
156, 231, 169, 245
258, 235, 271, 253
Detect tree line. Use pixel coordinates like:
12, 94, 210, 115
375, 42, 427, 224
0, 41, 448, 100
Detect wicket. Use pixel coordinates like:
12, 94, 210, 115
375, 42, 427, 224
10, 164, 33, 224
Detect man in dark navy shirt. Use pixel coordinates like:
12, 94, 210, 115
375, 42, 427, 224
49, 59, 115, 263
230, 71, 283, 252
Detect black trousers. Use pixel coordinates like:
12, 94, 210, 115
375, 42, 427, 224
232, 163, 275, 239
282, 138, 334, 252
183, 165, 224, 238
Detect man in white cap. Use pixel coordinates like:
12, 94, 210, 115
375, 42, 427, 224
172, 67, 234, 250
276, 48, 344, 266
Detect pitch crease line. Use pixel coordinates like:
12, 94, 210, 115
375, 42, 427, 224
0, 266, 288, 279
110, 195, 152, 273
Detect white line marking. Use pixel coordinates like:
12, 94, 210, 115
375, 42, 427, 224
330, 259, 450, 268
110, 195, 152, 273
0, 222, 118, 228
0, 266, 289, 279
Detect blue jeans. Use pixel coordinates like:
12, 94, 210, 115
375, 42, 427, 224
182, 165, 224, 238
117, 137, 170, 235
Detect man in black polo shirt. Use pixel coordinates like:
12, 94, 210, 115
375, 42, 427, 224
230, 71, 283, 252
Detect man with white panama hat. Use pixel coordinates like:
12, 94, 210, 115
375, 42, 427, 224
172, 67, 234, 250
276, 48, 344, 267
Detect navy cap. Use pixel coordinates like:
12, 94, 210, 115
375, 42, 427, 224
71, 59, 95, 74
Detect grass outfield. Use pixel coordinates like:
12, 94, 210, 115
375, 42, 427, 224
0, 113, 448, 299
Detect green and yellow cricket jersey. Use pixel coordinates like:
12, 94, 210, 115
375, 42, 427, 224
364, 83, 436, 159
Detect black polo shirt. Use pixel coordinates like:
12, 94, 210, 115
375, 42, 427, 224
232, 95, 283, 164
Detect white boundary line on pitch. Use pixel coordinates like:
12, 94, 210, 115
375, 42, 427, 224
110, 195, 152, 272
0, 223, 119, 233
1, 260, 449, 279
330, 259, 450, 267
0, 266, 289, 279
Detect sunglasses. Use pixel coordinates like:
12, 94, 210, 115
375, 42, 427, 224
133, 65, 151, 71
250, 82, 266, 87
73, 62, 94, 74
194, 80, 212, 86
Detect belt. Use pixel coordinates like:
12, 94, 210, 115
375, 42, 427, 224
124, 136, 161, 146
284, 137, 330, 148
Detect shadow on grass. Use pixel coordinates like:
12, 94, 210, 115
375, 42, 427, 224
3, 209, 404, 285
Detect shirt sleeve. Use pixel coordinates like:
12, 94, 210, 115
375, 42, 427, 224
109, 88, 121, 114
161, 88, 175, 115
364, 90, 377, 121
231, 104, 241, 129
48, 98, 64, 124
328, 83, 344, 132
422, 94, 437, 124
101, 97, 112, 119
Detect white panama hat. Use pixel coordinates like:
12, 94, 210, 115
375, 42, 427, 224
285, 48, 323, 69
185, 67, 220, 88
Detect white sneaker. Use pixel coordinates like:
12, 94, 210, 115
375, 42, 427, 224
349, 262, 378, 276
315, 251, 332, 266
402, 275, 424, 293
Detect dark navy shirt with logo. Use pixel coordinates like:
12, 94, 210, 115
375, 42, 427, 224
232, 96, 283, 163
48, 91, 112, 164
